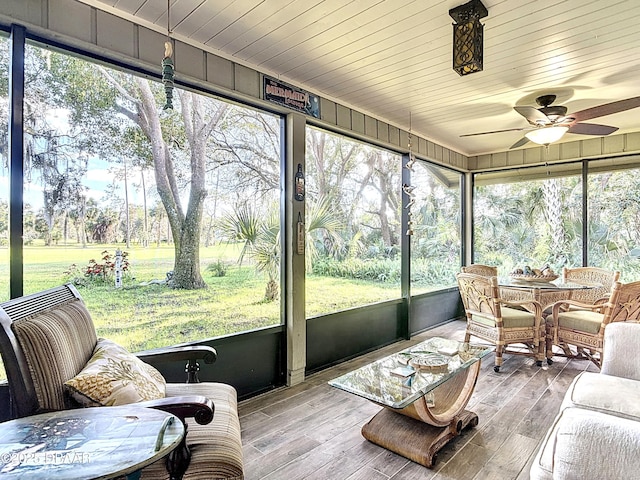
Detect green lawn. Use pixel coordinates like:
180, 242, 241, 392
0, 243, 402, 380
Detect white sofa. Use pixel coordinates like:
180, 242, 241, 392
530, 322, 640, 480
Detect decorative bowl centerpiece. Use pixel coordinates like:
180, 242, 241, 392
509, 265, 558, 283
408, 353, 450, 373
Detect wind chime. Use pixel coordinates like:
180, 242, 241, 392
404, 114, 416, 236
162, 0, 175, 110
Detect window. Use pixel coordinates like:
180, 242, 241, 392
410, 161, 462, 293
305, 127, 401, 316
474, 164, 583, 276
588, 158, 640, 280
2, 41, 283, 361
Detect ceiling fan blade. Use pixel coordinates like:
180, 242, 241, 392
567, 123, 619, 136
570, 96, 640, 122
460, 127, 528, 137
510, 137, 530, 149
514, 106, 549, 124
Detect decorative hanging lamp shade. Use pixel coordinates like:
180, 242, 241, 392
525, 126, 569, 145
449, 0, 488, 76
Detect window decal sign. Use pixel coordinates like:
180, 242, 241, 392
263, 76, 320, 118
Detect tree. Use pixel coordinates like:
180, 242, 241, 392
221, 197, 341, 301
44, 54, 231, 289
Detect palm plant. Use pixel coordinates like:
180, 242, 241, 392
221, 197, 342, 301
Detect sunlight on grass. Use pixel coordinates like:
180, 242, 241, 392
0, 243, 407, 380
305, 275, 400, 317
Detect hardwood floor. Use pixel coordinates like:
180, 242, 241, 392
239, 320, 597, 480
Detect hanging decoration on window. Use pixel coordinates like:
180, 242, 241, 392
297, 212, 305, 255
162, 42, 175, 110
294, 163, 305, 201
161, 0, 175, 110
404, 114, 416, 236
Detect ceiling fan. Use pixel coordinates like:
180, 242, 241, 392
461, 94, 640, 149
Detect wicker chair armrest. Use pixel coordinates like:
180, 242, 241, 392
590, 297, 610, 312
136, 395, 214, 425
499, 299, 543, 317
550, 299, 603, 317
136, 345, 217, 365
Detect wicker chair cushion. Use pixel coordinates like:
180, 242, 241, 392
472, 306, 537, 329
140, 383, 244, 480
555, 310, 604, 334
11, 301, 97, 411
64, 338, 166, 407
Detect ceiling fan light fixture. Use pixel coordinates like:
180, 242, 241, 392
525, 126, 568, 145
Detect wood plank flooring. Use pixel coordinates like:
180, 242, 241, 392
239, 320, 597, 480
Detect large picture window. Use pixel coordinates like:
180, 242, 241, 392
588, 159, 640, 281
304, 127, 402, 316
0, 35, 7, 301
410, 161, 462, 293
474, 164, 583, 276
1, 41, 283, 365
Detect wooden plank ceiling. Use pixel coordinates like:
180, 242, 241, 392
78, 0, 640, 157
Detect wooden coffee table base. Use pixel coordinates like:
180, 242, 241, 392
361, 407, 478, 468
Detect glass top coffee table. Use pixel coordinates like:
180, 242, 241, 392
329, 337, 493, 468
0, 405, 184, 479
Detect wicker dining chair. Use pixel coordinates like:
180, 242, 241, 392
456, 272, 546, 372
563, 266, 620, 304
461, 264, 498, 277
546, 280, 640, 367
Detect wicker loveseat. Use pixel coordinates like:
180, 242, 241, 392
530, 322, 640, 479
0, 283, 244, 480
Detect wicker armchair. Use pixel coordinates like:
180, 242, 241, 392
546, 280, 640, 367
0, 284, 244, 480
461, 264, 498, 277
456, 272, 546, 372
563, 266, 620, 304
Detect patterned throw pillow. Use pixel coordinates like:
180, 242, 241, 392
64, 338, 166, 406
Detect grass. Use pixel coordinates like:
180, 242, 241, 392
1, 243, 280, 348
305, 275, 400, 317
0, 243, 403, 382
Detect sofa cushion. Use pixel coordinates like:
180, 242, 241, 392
11, 300, 98, 411
140, 382, 244, 480
531, 406, 640, 480
64, 338, 166, 406
561, 371, 640, 421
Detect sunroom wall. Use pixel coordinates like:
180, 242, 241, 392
2, 0, 640, 410
3, 1, 640, 172
0, 0, 469, 410
0, 0, 466, 172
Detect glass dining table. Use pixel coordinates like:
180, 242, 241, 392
498, 277, 595, 312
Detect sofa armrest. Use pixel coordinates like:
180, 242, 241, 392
136, 395, 214, 425
601, 322, 640, 380
136, 345, 217, 365
533, 407, 640, 480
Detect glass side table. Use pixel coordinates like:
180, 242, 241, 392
0, 405, 184, 479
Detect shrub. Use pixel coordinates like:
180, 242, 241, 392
206, 260, 228, 277
63, 250, 131, 286
312, 257, 400, 282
